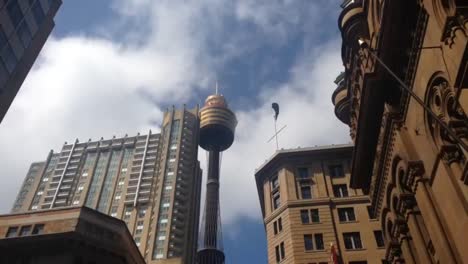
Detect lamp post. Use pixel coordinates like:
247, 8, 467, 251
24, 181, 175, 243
357, 39, 468, 152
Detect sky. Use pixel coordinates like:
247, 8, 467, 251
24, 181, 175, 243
0, 1, 351, 263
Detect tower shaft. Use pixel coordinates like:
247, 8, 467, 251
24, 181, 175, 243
198, 150, 225, 264
203, 150, 220, 248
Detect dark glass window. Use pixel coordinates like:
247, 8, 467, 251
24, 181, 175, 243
304, 234, 313, 251
273, 194, 280, 210
6, 226, 18, 237
19, 225, 32, 236
297, 167, 308, 179
7, 0, 23, 28
17, 21, 31, 48
31, 1, 45, 25
343, 232, 363, 249
275, 245, 280, 262
374, 230, 385, 247
278, 217, 282, 232
0, 28, 17, 73
273, 221, 278, 235
301, 186, 312, 199
272, 175, 279, 189
329, 165, 344, 177
311, 209, 320, 223
32, 224, 44, 235
315, 234, 324, 250
300, 210, 309, 224
333, 184, 348, 197
280, 242, 285, 259
338, 208, 356, 222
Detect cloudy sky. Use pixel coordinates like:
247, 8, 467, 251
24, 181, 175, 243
0, 0, 350, 262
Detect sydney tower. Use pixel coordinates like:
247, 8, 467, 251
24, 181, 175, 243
197, 91, 237, 264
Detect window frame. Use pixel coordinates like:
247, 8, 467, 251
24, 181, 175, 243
304, 234, 313, 251
300, 185, 312, 199
333, 184, 349, 197
343, 232, 363, 250
338, 207, 356, 222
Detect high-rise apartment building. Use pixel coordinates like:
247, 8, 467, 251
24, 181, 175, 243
0, 0, 62, 122
255, 145, 386, 264
11, 107, 202, 264
334, 0, 467, 263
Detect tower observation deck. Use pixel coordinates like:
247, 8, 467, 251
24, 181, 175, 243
197, 92, 237, 264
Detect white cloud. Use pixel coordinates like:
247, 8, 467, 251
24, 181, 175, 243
0, 0, 348, 235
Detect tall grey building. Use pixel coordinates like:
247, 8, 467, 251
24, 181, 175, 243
0, 0, 62, 122
11, 106, 202, 264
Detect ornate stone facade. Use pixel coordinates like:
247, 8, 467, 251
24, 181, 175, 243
333, 0, 468, 263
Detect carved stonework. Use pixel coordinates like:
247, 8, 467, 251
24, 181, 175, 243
441, 13, 468, 47
404, 160, 425, 191
426, 77, 467, 181
440, 144, 465, 164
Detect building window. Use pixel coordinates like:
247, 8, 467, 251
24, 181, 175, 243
7, 0, 23, 28
301, 186, 312, 199
271, 175, 279, 189
273, 194, 280, 210
32, 224, 44, 235
300, 210, 310, 224
311, 209, 320, 223
338, 208, 356, 222
19, 225, 32, 236
349, 262, 367, 264
343, 232, 363, 249
374, 230, 385, 248
273, 218, 282, 235
304, 234, 313, 251
17, 21, 31, 48
297, 168, 308, 179
6, 226, 18, 237
314, 234, 324, 250
329, 165, 344, 177
31, 1, 45, 25
333, 184, 348, 197
275, 242, 285, 262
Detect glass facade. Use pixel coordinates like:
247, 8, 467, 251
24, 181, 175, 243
97, 150, 122, 213
85, 151, 110, 207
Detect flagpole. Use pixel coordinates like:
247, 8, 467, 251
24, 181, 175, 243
274, 119, 279, 150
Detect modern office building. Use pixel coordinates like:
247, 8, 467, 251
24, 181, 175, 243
0, 0, 62, 122
333, 0, 467, 263
0, 207, 145, 264
10, 106, 203, 264
197, 92, 237, 264
255, 144, 386, 264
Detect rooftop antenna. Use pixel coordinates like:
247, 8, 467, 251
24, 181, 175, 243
215, 81, 219, 95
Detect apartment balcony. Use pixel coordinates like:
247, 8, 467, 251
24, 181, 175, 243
57, 192, 69, 197
68, 165, 78, 170
62, 178, 73, 183
170, 234, 183, 243
137, 197, 150, 203
140, 182, 152, 188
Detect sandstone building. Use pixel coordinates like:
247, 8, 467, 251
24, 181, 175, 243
333, 0, 468, 263
0, 0, 61, 122
255, 144, 386, 264
10, 107, 202, 264
0, 207, 145, 264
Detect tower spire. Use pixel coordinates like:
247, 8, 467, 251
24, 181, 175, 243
215, 81, 219, 95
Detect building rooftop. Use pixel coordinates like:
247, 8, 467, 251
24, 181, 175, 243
255, 143, 354, 174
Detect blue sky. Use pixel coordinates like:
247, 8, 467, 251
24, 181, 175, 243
0, 1, 350, 263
